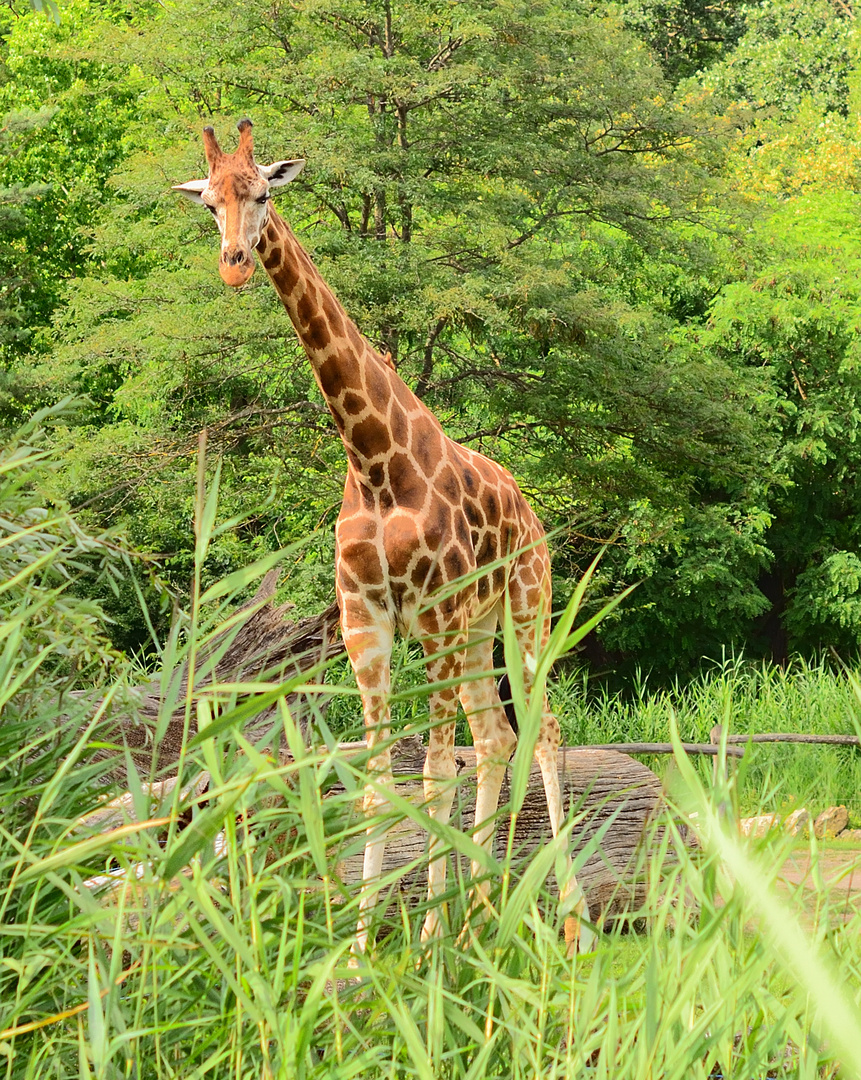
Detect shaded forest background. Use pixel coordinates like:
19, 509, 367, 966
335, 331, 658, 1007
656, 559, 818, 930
4, 0, 861, 679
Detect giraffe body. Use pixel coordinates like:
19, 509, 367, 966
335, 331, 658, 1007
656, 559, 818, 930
175, 120, 593, 956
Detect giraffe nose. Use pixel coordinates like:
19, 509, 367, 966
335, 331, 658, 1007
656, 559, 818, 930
219, 250, 255, 287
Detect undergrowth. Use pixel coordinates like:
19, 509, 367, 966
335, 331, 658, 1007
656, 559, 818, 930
3, 416, 861, 1078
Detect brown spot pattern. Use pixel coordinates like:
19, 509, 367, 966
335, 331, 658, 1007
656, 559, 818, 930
390, 403, 409, 446
343, 391, 365, 416
341, 540, 384, 585
464, 500, 483, 527
411, 555, 433, 589
454, 514, 471, 548
297, 288, 316, 325
262, 245, 283, 271
412, 420, 441, 476
388, 452, 427, 511
306, 315, 331, 350
321, 291, 345, 335
352, 415, 392, 459
476, 533, 497, 566
320, 357, 361, 397
364, 362, 391, 409
444, 547, 466, 580
425, 498, 452, 545
384, 517, 422, 577
272, 262, 300, 295
437, 464, 460, 503
200, 171, 584, 946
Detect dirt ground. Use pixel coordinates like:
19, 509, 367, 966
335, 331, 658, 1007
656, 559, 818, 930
777, 845, 861, 923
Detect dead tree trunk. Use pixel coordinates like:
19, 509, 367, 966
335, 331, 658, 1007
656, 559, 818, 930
82, 582, 664, 923
97, 572, 343, 779
332, 737, 662, 925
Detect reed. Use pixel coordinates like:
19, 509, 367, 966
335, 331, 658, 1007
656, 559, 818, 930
2, 427, 860, 1078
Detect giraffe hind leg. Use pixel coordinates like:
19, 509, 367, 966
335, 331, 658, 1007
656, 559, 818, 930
340, 603, 395, 964
510, 599, 596, 956
419, 632, 464, 944
458, 611, 517, 933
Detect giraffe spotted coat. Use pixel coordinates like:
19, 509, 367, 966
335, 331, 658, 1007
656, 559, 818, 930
174, 119, 592, 956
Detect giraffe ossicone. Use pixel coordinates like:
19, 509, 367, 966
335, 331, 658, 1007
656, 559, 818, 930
174, 119, 595, 958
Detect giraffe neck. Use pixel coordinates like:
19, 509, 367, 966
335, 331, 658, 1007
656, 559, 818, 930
256, 208, 442, 480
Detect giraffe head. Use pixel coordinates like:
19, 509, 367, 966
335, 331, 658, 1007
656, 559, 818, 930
173, 119, 305, 287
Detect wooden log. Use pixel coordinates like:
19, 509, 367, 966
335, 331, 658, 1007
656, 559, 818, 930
558, 742, 743, 758
92, 574, 343, 779
79, 737, 664, 926
332, 737, 664, 926
725, 733, 861, 746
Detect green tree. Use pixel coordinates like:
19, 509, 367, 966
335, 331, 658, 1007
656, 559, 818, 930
642, 0, 861, 663
700, 0, 856, 117
618, 0, 746, 84
10, 0, 771, 669
0, 0, 143, 417
702, 193, 861, 659
0, 107, 54, 363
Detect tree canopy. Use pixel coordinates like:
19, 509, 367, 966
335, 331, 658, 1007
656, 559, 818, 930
4, 0, 861, 675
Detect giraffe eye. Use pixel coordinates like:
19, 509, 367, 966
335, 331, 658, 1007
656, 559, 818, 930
256, 194, 270, 205
203, 203, 218, 215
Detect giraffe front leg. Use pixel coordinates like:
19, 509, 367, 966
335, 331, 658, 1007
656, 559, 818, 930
512, 567, 595, 956
341, 602, 394, 964
419, 636, 464, 945
534, 740, 595, 955
521, 639, 595, 955
459, 612, 517, 934
420, 713, 458, 943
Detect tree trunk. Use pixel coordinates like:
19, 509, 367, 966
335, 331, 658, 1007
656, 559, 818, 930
94, 573, 343, 780
83, 739, 663, 927
332, 736, 663, 925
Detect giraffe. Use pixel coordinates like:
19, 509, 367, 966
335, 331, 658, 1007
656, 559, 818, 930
174, 120, 594, 957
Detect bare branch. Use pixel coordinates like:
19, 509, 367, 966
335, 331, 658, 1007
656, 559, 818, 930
426, 36, 464, 71
414, 317, 448, 399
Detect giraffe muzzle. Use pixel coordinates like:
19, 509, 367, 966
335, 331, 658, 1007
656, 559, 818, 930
219, 248, 255, 287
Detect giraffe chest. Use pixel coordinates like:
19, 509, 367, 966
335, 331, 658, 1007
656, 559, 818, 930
336, 498, 517, 631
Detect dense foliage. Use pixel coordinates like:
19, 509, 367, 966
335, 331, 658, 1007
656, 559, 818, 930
8, 9, 861, 1075
3, 0, 861, 675
2, 430, 861, 1074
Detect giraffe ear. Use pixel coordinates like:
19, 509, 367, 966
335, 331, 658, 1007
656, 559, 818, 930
259, 159, 305, 187
172, 178, 208, 204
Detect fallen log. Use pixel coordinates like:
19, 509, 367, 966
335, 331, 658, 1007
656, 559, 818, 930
725, 733, 861, 747
94, 573, 343, 779
80, 734, 664, 925
329, 738, 664, 925
76, 580, 665, 923
594, 741, 744, 757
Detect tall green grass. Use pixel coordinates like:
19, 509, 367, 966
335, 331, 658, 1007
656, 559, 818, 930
551, 658, 861, 819
3, 424, 861, 1078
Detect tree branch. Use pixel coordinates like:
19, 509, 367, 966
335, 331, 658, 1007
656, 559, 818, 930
414, 317, 448, 398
